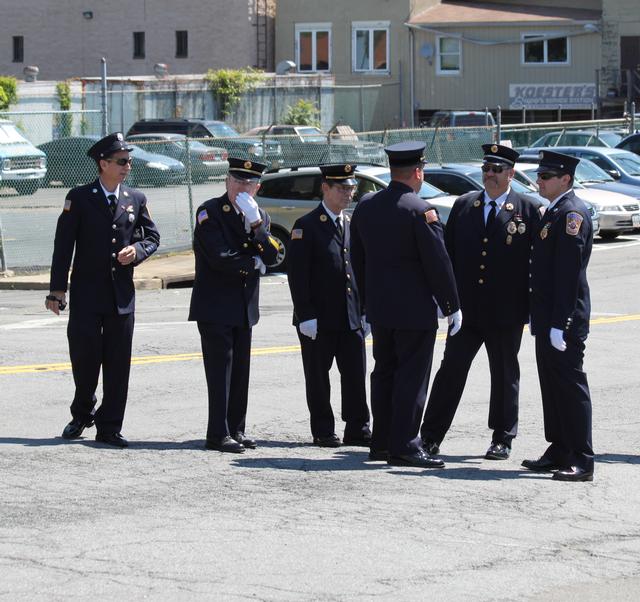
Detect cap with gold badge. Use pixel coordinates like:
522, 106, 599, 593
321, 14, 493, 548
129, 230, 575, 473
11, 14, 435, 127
87, 132, 133, 161
481, 143, 519, 166
319, 163, 357, 186
228, 157, 268, 181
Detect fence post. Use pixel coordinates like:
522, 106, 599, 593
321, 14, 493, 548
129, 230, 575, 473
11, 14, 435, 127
591, 102, 595, 121
101, 57, 108, 135
631, 102, 636, 134
185, 136, 195, 243
496, 105, 501, 143
521, 106, 526, 124
0, 217, 8, 274
557, 105, 562, 122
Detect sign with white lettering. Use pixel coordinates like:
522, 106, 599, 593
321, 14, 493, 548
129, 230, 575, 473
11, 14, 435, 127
509, 83, 596, 109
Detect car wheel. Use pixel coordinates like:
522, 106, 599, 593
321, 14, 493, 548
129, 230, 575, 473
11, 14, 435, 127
266, 227, 289, 273
15, 180, 41, 195
599, 231, 620, 240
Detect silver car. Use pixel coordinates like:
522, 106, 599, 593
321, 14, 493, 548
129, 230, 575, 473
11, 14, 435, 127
255, 166, 456, 271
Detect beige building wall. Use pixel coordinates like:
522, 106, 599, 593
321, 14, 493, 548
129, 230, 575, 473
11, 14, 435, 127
411, 24, 601, 112
0, 0, 271, 80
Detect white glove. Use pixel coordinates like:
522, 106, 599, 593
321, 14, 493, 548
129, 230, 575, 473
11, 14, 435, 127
299, 319, 318, 340
550, 328, 566, 352
433, 296, 444, 319
235, 191, 261, 224
253, 255, 266, 275
361, 315, 371, 338
447, 309, 463, 336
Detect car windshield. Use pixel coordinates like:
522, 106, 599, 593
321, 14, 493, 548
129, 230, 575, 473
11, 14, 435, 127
599, 132, 623, 146
0, 123, 29, 144
611, 153, 640, 175
207, 122, 239, 137
375, 172, 447, 199
575, 159, 615, 182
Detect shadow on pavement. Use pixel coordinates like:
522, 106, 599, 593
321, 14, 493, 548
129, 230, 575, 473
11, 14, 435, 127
595, 452, 640, 464
232, 450, 382, 471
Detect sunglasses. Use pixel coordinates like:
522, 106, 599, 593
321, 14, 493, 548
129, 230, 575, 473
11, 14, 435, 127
537, 172, 562, 181
481, 163, 505, 174
106, 157, 133, 166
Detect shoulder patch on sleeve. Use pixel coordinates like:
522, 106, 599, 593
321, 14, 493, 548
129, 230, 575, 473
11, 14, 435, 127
566, 211, 583, 236
197, 209, 209, 225
424, 209, 438, 224
63, 198, 72, 212
291, 229, 303, 240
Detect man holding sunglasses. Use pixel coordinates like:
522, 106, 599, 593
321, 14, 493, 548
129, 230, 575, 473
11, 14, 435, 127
47, 132, 160, 447
189, 157, 279, 453
287, 164, 371, 448
420, 144, 543, 461
523, 150, 594, 482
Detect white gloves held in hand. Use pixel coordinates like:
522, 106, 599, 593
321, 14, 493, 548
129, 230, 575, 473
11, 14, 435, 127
299, 319, 318, 340
361, 315, 371, 338
447, 309, 463, 336
235, 192, 261, 224
253, 255, 266, 275
550, 327, 566, 352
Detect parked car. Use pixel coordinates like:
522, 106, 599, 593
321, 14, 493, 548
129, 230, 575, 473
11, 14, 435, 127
529, 130, 624, 148
423, 163, 601, 236
126, 118, 282, 165
524, 146, 640, 187
514, 162, 636, 239
245, 124, 385, 166
38, 136, 186, 187
615, 132, 640, 155
428, 110, 495, 128
255, 165, 457, 271
0, 119, 47, 195
126, 133, 228, 183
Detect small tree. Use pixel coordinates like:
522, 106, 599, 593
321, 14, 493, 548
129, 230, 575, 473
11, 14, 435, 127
55, 81, 72, 137
205, 68, 264, 119
282, 99, 320, 127
0, 76, 18, 110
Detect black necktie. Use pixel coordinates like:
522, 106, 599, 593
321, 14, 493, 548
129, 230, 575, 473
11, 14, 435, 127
107, 194, 117, 216
335, 216, 343, 241
485, 200, 496, 231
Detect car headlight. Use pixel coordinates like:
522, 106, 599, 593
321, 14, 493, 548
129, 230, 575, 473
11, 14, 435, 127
2, 159, 10, 170
38, 157, 46, 169
145, 162, 170, 170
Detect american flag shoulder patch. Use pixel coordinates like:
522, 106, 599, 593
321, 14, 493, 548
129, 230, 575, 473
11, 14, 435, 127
197, 209, 209, 224
424, 209, 438, 224
63, 198, 72, 212
291, 229, 303, 240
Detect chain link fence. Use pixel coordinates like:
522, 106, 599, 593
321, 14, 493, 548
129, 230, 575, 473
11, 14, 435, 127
0, 108, 633, 274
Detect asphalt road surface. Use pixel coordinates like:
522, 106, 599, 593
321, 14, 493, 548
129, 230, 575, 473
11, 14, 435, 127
1, 233, 639, 600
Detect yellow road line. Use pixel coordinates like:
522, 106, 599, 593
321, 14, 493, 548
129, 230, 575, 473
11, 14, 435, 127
1, 314, 639, 376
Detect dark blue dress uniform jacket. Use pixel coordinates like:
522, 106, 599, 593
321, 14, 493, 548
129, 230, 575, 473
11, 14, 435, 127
446, 190, 543, 327
287, 203, 362, 331
530, 190, 593, 339
49, 180, 160, 314
188, 193, 279, 327
350, 181, 459, 328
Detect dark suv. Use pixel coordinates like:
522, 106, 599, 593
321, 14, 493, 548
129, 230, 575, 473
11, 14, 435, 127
126, 119, 282, 165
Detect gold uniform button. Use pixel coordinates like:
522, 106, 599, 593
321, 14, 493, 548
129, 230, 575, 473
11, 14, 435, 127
483, 238, 488, 243
345, 260, 349, 265
111, 267, 116, 272
478, 279, 484, 284
112, 238, 116, 244
481, 251, 487, 256
111, 253, 116, 258
343, 248, 348, 253
112, 224, 117, 230
346, 274, 351, 279
529, 288, 533, 292
480, 265, 485, 270
243, 243, 249, 248
347, 287, 352, 293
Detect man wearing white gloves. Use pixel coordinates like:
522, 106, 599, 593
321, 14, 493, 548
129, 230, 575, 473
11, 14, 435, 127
350, 142, 460, 468
189, 158, 279, 453
523, 150, 594, 482
287, 164, 371, 448
420, 144, 543, 461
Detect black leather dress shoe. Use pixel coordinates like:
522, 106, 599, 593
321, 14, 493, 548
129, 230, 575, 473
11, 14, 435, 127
368, 449, 389, 461
233, 432, 257, 449
313, 434, 341, 448
61, 417, 94, 439
552, 466, 594, 482
421, 439, 440, 456
342, 432, 372, 447
521, 456, 562, 472
388, 449, 445, 468
485, 442, 510, 460
205, 435, 245, 453
95, 432, 128, 448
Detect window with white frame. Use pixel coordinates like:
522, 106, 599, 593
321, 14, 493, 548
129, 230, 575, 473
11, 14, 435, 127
295, 23, 331, 72
522, 33, 569, 65
352, 21, 389, 73
437, 36, 461, 75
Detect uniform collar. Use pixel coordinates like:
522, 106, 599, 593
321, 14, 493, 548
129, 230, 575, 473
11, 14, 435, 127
99, 179, 121, 202
321, 200, 343, 222
483, 187, 510, 210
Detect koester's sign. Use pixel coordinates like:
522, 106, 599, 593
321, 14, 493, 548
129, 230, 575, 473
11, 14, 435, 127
509, 83, 596, 109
